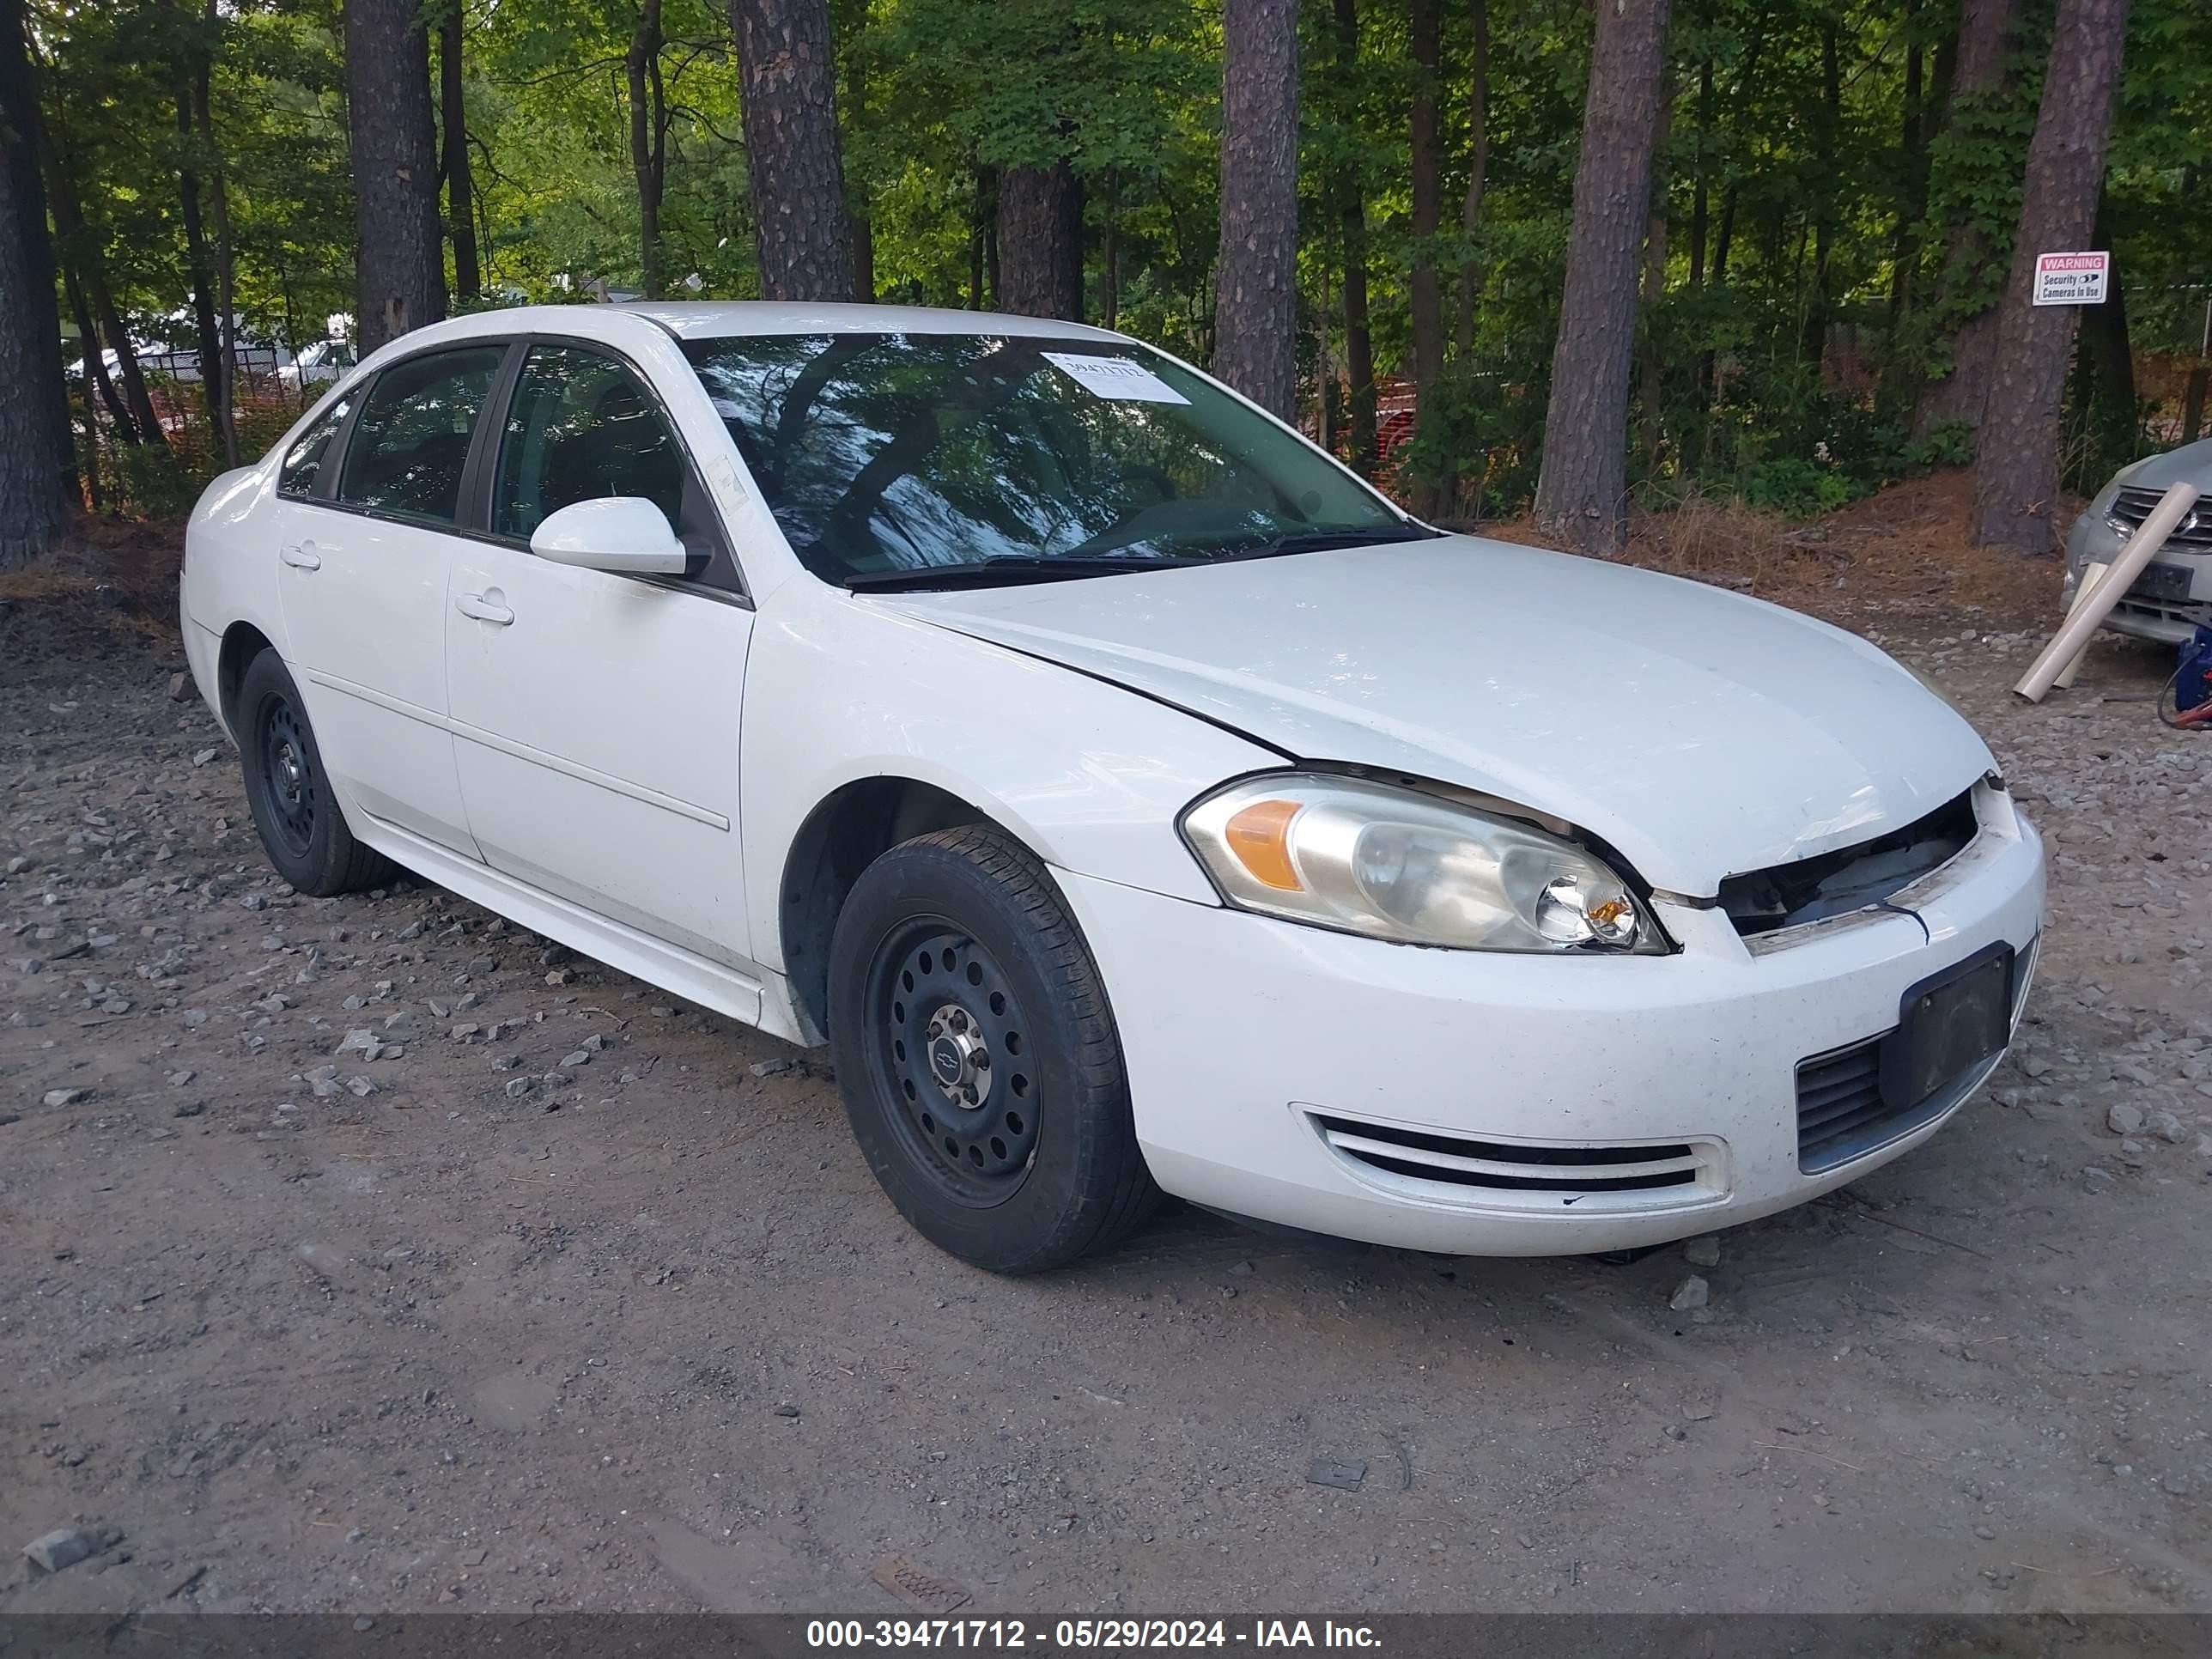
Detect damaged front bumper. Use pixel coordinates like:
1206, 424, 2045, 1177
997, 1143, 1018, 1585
2064, 514, 2209, 646
1057, 788, 2045, 1257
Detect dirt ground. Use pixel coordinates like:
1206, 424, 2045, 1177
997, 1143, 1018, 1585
3, 506, 2210, 1618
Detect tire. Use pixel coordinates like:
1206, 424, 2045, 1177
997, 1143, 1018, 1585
234, 648, 396, 897
827, 825, 1158, 1273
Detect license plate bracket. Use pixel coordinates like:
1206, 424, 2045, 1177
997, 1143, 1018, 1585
2126, 562, 2192, 603
1881, 943, 2014, 1110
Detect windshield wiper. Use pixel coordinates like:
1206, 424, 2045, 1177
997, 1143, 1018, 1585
842, 526, 1439, 590
1215, 525, 1443, 562
842, 554, 1197, 592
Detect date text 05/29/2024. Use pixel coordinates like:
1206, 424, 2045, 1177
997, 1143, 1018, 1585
805, 1620, 1382, 1650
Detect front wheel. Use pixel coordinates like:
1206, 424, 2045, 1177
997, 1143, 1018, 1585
234, 648, 395, 897
826, 825, 1158, 1273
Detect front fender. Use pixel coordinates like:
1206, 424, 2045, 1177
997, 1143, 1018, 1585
740, 587, 1273, 975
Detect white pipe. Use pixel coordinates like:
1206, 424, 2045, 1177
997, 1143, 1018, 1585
2014, 481, 2202, 703
2052, 559, 2110, 690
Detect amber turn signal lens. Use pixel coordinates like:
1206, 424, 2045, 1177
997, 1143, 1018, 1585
1222, 798, 1305, 891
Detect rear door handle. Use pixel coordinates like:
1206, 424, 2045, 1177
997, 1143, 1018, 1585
455, 591, 514, 626
280, 544, 320, 571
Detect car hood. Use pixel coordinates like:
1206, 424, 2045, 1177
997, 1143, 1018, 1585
2114, 436, 2212, 491
872, 535, 1995, 896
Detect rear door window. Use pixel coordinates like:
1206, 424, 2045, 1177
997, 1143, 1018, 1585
337, 345, 507, 525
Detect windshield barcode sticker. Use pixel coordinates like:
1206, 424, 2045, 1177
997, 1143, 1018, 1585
1041, 351, 1190, 405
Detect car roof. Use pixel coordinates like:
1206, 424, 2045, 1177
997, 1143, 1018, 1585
346, 301, 1142, 383
615, 301, 1129, 344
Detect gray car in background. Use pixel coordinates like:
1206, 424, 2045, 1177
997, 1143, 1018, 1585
2064, 437, 2212, 643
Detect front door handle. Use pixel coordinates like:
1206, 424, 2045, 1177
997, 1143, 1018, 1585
455, 590, 514, 626
280, 544, 321, 571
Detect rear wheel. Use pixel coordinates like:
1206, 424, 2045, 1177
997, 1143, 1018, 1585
235, 648, 395, 896
827, 825, 1158, 1273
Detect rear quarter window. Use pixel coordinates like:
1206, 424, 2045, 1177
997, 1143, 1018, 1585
276, 395, 353, 499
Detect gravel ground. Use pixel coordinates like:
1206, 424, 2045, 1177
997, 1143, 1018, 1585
1, 580, 2209, 1617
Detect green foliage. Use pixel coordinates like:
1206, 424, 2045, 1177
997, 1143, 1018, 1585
1737, 458, 1852, 518
27, 0, 2212, 529
1907, 421, 1975, 471
1394, 362, 1547, 520
101, 440, 199, 522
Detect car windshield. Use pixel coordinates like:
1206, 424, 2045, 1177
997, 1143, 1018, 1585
682, 331, 1423, 586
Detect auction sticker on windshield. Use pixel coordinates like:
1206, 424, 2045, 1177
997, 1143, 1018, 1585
1042, 351, 1191, 404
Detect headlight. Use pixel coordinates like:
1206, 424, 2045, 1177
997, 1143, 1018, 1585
2088, 466, 2135, 534
1180, 774, 1662, 953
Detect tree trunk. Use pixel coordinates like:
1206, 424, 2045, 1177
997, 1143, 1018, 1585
1407, 0, 1444, 399
628, 0, 666, 298
2084, 200, 2135, 436
175, 91, 226, 443
1637, 70, 1674, 471
2087, 266, 2134, 434
1881, 19, 1930, 419
1097, 174, 1118, 326
1212, 0, 1299, 420
1686, 58, 1710, 289
91, 272, 162, 450
0, 0, 70, 562
1970, 0, 2130, 553
2183, 367, 2208, 446
842, 30, 872, 301
969, 163, 988, 308
1452, 0, 1491, 359
1911, 0, 2021, 438
1696, 18, 1766, 411
851, 214, 874, 304
441, 0, 480, 302
1334, 0, 1376, 472
1533, 0, 1673, 556
730, 0, 854, 301
65, 264, 134, 441
983, 173, 1000, 305
0, 164, 67, 561
348, 0, 445, 353
968, 162, 1000, 309
42, 126, 165, 448
1929, 21, 1957, 119
195, 2, 239, 466
997, 161, 1083, 320
1886, 15, 1925, 331
1798, 21, 1838, 367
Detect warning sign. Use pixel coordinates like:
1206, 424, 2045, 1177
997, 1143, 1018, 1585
2032, 251, 2110, 307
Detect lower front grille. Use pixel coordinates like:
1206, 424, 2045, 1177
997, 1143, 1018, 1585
1312, 1115, 1702, 1194
1795, 1038, 1907, 1171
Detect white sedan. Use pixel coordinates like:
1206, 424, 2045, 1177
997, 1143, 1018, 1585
278, 338, 359, 392
181, 303, 2045, 1273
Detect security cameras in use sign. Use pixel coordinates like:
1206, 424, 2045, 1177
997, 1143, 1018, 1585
2032, 250, 2110, 306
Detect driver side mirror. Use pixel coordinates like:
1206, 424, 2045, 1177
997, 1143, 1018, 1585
529, 496, 690, 576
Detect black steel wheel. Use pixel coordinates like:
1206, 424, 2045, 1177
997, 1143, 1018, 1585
234, 648, 395, 897
866, 923, 1042, 1205
828, 825, 1158, 1273
254, 691, 319, 860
